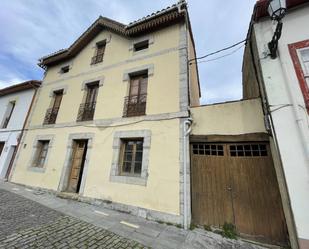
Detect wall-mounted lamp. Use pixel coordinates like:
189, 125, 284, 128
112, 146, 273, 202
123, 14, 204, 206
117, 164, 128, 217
267, 0, 287, 59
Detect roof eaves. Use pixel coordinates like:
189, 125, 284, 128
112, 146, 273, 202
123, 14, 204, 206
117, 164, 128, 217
0, 80, 41, 97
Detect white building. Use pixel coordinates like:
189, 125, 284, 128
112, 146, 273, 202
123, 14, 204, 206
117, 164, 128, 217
0, 81, 41, 180
243, 0, 309, 248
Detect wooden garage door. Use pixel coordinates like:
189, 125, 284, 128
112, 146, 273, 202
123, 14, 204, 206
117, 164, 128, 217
191, 142, 288, 246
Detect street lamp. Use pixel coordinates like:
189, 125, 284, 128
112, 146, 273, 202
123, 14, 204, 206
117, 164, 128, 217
267, 0, 287, 59
267, 0, 287, 20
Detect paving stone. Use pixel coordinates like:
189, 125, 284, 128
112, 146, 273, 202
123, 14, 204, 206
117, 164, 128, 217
0, 189, 148, 249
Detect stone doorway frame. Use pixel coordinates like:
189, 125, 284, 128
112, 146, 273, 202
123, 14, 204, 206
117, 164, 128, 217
58, 133, 94, 195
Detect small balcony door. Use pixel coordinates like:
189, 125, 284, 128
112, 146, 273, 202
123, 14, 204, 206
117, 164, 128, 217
77, 83, 99, 122
124, 74, 148, 117
44, 90, 63, 125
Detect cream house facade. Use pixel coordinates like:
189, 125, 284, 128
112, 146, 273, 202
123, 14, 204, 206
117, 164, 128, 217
9, 1, 297, 247
10, 1, 200, 226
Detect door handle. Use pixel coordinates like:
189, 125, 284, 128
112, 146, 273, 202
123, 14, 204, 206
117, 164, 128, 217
227, 187, 232, 191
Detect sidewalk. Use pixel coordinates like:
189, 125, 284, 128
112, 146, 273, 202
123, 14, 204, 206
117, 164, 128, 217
0, 181, 268, 249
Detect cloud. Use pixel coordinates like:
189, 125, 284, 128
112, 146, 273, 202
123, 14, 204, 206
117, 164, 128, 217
0, 0, 256, 104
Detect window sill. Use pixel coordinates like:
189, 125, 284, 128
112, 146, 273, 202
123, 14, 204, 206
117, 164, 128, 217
110, 175, 147, 186
28, 167, 46, 173
132, 48, 149, 56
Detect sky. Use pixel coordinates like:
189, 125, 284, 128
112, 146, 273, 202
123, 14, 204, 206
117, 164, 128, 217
0, 0, 256, 104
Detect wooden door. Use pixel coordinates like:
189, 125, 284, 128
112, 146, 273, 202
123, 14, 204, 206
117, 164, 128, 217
228, 143, 287, 244
67, 140, 87, 193
191, 142, 288, 246
191, 144, 234, 227
0, 142, 4, 156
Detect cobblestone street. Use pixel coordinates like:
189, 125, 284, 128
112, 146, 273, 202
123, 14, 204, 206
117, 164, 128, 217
0, 182, 268, 249
0, 189, 146, 249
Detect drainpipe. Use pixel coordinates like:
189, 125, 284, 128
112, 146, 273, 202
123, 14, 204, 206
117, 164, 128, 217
278, 58, 309, 163
183, 117, 193, 229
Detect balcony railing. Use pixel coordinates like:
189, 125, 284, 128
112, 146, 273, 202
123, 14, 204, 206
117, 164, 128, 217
91, 54, 104, 65
77, 102, 96, 121
123, 94, 147, 117
43, 107, 59, 125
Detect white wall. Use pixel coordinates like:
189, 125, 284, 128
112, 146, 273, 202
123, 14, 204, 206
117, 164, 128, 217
0, 88, 35, 178
254, 4, 309, 244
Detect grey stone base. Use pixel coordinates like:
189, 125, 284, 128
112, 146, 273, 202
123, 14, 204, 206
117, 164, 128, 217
11, 181, 183, 227
76, 195, 183, 226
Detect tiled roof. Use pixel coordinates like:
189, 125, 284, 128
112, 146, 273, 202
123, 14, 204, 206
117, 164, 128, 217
0, 80, 41, 97
39, 1, 188, 67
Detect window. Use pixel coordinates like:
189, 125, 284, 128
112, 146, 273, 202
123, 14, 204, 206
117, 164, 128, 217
44, 90, 63, 125
60, 65, 70, 74
123, 73, 148, 117
229, 144, 267, 157
288, 40, 309, 112
120, 139, 144, 176
110, 130, 151, 185
1, 101, 15, 129
299, 48, 309, 87
134, 40, 149, 52
77, 82, 99, 121
0, 142, 4, 156
192, 144, 224, 156
91, 41, 106, 65
33, 140, 50, 168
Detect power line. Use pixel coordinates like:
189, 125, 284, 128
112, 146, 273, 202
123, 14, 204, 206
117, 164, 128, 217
188, 38, 247, 64
191, 44, 245, 64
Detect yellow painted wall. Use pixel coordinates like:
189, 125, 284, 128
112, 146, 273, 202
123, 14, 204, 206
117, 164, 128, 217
12, 119, 180, 215
188, 32, 200, 107
31, 25, 181, 126
191, 98, 266, 135
11, 23, 184, 216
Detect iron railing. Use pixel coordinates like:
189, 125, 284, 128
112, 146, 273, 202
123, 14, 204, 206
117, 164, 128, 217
91, 54, 104, 65
123, 94, 147, 117
77, 102, 96, 121
43, 107, 59, 125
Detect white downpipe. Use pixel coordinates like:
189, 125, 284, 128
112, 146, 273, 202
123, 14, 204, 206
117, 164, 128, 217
269, 21, 309, 162
183, 118, 193, 229
278, 58, 309, 162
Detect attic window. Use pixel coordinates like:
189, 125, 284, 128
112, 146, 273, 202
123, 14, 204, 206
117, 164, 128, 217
60, 66, 70, 74
134, 40, 149, 52
91, 40, 106, 65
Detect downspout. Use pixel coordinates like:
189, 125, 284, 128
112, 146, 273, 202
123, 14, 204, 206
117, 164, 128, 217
183, 117, 192, 229
277, 57, 309, 162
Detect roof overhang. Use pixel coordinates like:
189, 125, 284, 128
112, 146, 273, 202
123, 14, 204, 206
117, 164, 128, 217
39, 2, 188, 68
0, 80, 41, 97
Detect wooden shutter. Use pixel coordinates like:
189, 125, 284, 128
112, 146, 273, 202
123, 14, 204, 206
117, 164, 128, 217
53, 91, 63, 109
96, 43, 105, 56
85, 84, 99, 103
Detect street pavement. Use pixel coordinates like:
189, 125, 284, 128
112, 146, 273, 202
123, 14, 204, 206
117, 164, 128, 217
0, 181, 268, 249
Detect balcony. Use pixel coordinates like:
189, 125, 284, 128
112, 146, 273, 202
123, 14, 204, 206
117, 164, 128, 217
90, 54, 104, 65
123, 94, 147, 117
77, 102, 96, 121
43, 107, 59, 125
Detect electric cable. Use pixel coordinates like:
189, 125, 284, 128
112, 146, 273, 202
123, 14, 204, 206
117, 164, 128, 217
188, 39, 247, 64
